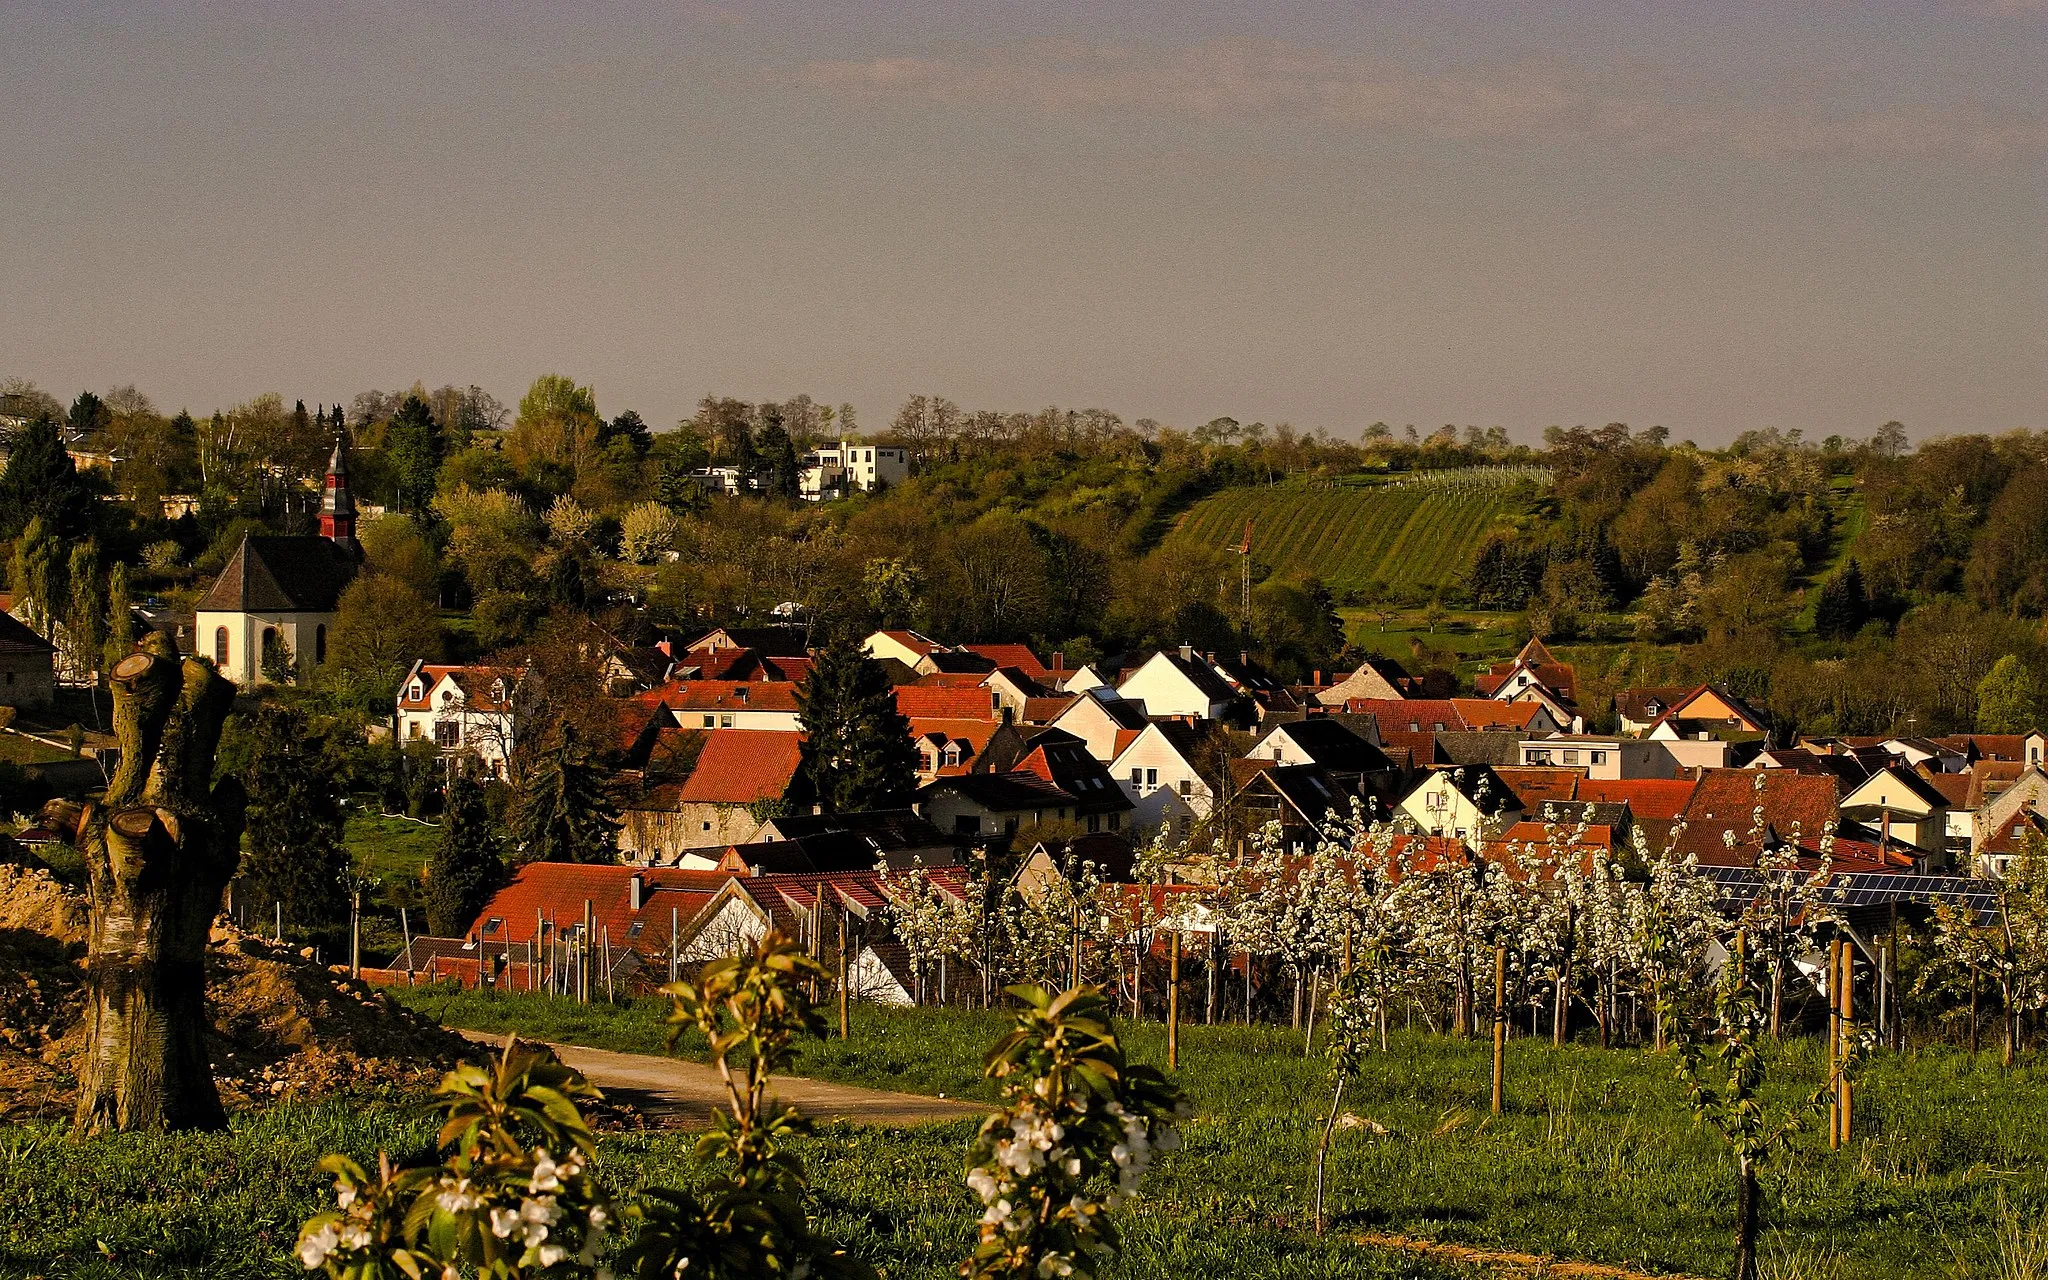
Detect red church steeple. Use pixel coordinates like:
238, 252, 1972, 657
319, 427, 360, 556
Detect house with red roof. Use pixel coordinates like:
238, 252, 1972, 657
1668, 769, 1842, 867
863, 629, 944, 670
894, 683, 1000, 721
396, 661, 526, 778
651, 680, 802, 731
1472, 637, 1582, 731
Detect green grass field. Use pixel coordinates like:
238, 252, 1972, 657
7, 984, 2043, 1278
372, 988, 2046, 1280
342, 808, 441, 888
1169, 481, 1534, 596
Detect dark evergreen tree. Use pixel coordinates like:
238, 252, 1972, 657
601, 409, 654, 457
385, 393, 443, 514
0, 417, 95, 539
67, 390, 110, 438
240, 703, 349, 930
754, 410, 801, 499
509, 722, 619, 863
798, 632, 918, 813
1814, 560, 1869, 640
425, 775, 506, 936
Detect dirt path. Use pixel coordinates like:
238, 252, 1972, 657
458, 1032, 983, 1127
1352, 1234, 1711, 1280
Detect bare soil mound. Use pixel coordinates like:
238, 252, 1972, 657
0, 865, 469, 1121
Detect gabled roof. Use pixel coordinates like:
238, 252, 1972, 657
651, 681, 802, 714
195, 535, 358, 614
1127, 650, 1240, 704
896, 684, 998, 720
920, 649, 998, 675
961, 644, 1050, 679
1669, 769, 1840, 865
1014, 733, 1132, 813
1933, 734, 2037, 763
677, 730, 804, 805
1432, 730, 1525, 767
455, 862, 733, 952
0, 611, 56, 656
1265, 718, 1393, 775
1241, 763, 1349, 827
687, 626, 812, 657
874, 629, 943, 657
917, 771, 1075, 813
1572, 777, 1700, 821
398, 663, 524, 713
757, 808, 950, 852
1491, 767, 1588, 811
1615, 685, 1697, 725
1841, 764, 1953, 813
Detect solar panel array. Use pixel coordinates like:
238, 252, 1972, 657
1695, 865, 2003, 924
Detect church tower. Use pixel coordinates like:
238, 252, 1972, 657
319, 427, 360, 556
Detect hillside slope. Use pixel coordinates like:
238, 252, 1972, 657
1168, 479, 1534, 596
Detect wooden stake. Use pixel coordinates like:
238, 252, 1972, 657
1839, 942, 1854, 1145
581, 899, 593, 1003
602, 926, 615, 1003
1492, 943, 1507, 1116
838, 907, 850, 1040
1835, 933, 1851, 1155
1168, 930, 1181, 1071
399, 907, 414, 983
349, 889, 360, 978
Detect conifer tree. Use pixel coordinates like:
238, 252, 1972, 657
509, 721, 619, 863
0, 417, 94, 539
64, 540, 105, 687
425, 774, 506, 936
385, 393, 443, 514
1813, 559, 1868, 640
798, 632, 918, 813
240, 703, 349, 930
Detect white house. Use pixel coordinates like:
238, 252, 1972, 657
396, 662, 525, 778
1396, 767, 1523, 849
664, 681, 803, 731
800, 441, 910, 500
863, 629, 944, 669
1116, 648, 1239, 721
1516, 734, 1706, 780
1110, 722, 1213, 841
1045, 686, 1150, 763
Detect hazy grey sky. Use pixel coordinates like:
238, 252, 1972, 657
4, 0, 2043, 442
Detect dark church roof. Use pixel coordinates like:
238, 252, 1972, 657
195, 535, 359, 614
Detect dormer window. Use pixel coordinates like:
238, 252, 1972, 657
491, 679, 506, 701
409, 681, 424, 701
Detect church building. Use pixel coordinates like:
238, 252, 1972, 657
193, 433, 362, 686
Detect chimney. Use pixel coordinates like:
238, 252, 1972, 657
1052, 651, 1064, 671
1313, 669, 1322, 685
1179, 643, 1193, 662
629, 872, 645, 911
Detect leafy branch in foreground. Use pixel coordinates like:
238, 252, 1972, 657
296, 1034, 614, 1278
963, 984, 1187, 1280
618, 932, 873, 1280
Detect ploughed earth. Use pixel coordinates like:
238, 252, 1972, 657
0, 863, 468, 1122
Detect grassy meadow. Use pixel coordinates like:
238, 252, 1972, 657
6, 988, 2045, 1279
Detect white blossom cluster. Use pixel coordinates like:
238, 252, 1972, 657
297, 1144, 613, 1278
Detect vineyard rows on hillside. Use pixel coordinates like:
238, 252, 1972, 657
1169, 482, 1530, 595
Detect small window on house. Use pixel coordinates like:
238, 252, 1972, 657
1273, 748, 1284, 761
1591, 751, 1608, 764
410, 681, 424, 701
214, 626, 230, 667
435, 721, 461, 748
702, 821, 712, 831
1562, 750, 1578, 764
1109, 812, 1121, 830
720, 714, 734, 728
1178, 779, 1192, 796
314, 625, 326, 665
703, 715, 716, 728
628, 921, 645, 937
1087, 815, 1101, 833
1130, 767, 1143, 784
484, 917, 503, 934
1146, 768, 1157, 787
407, 721, 422, 739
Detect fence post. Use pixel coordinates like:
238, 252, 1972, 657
1168, 930, 1181, 1071
399, 907, 414, 985
838, 907, 850, 1040
1492, 944, 1507, 1116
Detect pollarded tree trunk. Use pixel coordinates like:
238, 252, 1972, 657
51, 636, 243, 1134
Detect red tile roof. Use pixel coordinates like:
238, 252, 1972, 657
1571, 778, 1701, 821
643, 680, 801, 713
896, 685, 998, 720
398, 663, 524, 713
1670, 769, 1840, 865
962, 643, 1050, 679
677, 730, 804, 805
459, 863, 733, 953
1491, 767, 1586, 810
